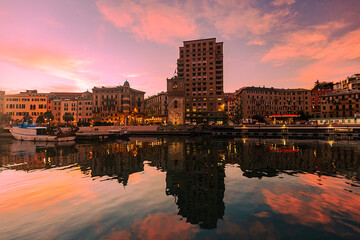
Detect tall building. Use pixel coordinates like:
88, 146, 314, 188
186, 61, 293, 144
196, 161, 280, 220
92, 81, 145, 125
4, 90, 49, 121
177, 38, 225, 124
167, 76, 185, 125
144, 91, 168, 124
237, 87, 312, 120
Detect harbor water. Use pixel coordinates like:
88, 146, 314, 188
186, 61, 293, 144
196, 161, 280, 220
0, 137, 359, 240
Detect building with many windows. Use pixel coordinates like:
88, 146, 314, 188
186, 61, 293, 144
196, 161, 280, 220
92, 81, 145, 124
320, 90, 360, 118
177, 38, 225, 124
237, 87, 312, 120
4, 90, 49, 121
144, 91, 168, 124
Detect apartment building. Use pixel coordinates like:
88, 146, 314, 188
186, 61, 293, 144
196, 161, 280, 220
177, 38, 225, 124
144, 92, 168, 124
77, 92, 93, 123
4, 90, 49, 121
320, 90, 360, 118
92, 81, 145, 124
237, 87, 312, 119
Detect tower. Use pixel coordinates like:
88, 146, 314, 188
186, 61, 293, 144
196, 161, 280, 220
177, 38, 225, 124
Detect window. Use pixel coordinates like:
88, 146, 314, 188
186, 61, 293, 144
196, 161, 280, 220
174, 100, 178, 109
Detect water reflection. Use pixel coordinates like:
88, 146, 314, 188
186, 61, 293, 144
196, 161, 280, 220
0, 137, 359, 239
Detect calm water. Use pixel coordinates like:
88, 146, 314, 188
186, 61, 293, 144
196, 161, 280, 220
0, 137, 359, 240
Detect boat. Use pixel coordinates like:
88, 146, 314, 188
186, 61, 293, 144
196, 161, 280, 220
10, 123, 75, 142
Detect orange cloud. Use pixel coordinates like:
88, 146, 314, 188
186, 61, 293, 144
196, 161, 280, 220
101, 212, 199, 240
263, 174, 360, 236
96, 0, 197, 45
0, 43, 100, 90
272, 0, 296, 6
262, 21, 360, 85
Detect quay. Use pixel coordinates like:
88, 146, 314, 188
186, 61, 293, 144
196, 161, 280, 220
2, 124, 360, 141
75, 125, 360, 140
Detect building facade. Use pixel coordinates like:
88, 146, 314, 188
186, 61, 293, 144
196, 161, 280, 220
144, 92, 168, 124
77, 92, 93, 123
92, 81, 145, 125
0, 90, 5, 114
320, 90, 360, 118
50, 91, 92, 123
4, 90, 49, 121
238, 87, 312, 120
224, 92, 236, 117
177, 38, 225, 124
167, 76, 185, 125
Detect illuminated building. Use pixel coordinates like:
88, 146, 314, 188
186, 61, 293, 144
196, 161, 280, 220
177, 38, 225, 124
144, 91, 168, 124
92, 81, 145, 124
4, 90, 49, 121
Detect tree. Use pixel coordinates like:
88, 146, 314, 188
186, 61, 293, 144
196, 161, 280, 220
0, 113, 11, 124
298, 111, 312, 121
36, 115, 45, 124
43, 111, 54, 124
22, 114, 33, 123
63, 112, 74, 124
252, 115, 266, 123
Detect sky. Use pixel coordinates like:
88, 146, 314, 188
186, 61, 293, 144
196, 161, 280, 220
0, 0, 359, 96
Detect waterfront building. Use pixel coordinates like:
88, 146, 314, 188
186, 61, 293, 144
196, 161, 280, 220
4, 90, 49, 121
311, 89, 334, 117
237, 87, 312, 120
320, 89, 360, 118
52, 99, 78, 123
167, 76, 185, 125
334, 73, 360, 90
177, 38, 225, 124
144, 91, 168, 124
92, 81, 145, 125
224, 92, 236, 117
50, 91, 92, 123
77, 92, 93, 123
0, 90, 5, 113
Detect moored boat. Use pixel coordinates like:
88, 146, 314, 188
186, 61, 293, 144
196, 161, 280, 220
10, 123, 75, 142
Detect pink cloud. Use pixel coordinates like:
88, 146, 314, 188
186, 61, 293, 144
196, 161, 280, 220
96, 0, 197, 45
272, 0, 296, 7
199, 0, 295, 39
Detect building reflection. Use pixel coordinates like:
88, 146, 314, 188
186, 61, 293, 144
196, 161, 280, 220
165, 139, 225, 229
223, 139, 360, 181
1, 137, 359, 230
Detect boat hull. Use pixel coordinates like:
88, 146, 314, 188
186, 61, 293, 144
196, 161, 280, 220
10, 130, 75, 142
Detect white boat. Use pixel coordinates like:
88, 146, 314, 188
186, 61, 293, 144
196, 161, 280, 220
10, 124, 75, 142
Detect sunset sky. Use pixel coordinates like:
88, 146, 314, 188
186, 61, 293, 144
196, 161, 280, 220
0, 0, 359, 96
